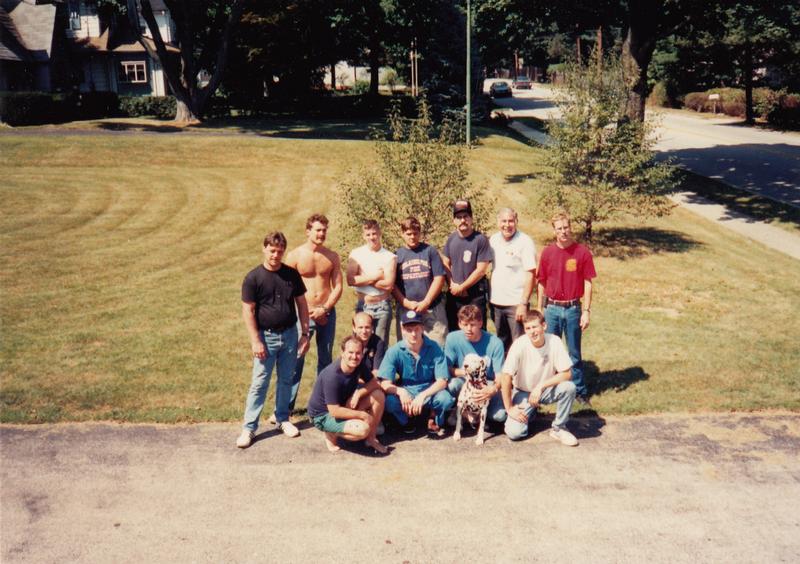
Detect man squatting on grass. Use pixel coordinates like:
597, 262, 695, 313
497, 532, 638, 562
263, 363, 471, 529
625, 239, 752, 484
307, 335, 388, 453
498, 310, 579, 446
536, 212, 597, 406
378, 309, 454, 435
237, 232, 310, 448
347, 220, 396, 345
284, 213, 343, 417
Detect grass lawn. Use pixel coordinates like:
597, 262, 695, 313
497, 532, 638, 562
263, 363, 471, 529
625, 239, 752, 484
1, 121, 799, 423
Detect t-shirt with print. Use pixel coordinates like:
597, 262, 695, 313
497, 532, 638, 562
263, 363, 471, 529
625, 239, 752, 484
537, 242, 596, 301
443, 230, 492, 286
395, 243, 446, 302
501, 333, 572, 392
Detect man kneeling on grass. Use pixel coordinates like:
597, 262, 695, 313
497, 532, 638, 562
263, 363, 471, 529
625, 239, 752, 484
498, 310, 579, 446
307, 335, 388, 454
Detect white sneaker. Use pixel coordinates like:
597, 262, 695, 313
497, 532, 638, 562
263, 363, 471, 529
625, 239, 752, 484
280, 421, 300, 438
236, 429, 254, 448
549, 428, 578, 447
267, 413, 277, 425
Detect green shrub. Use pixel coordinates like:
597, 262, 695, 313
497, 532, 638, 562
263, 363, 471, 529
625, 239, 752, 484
78, 91, 120, 119
119, 95, 176, 119
683, 92, 709, 112
353, 80, 371, 95
646, 81, 671, 107
334, 98, 494, 252
767, 93, 800, 129
0, 91, 77, 125
542, 50, 675, 239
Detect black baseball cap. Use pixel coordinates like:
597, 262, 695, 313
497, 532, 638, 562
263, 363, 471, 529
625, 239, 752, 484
400, 310, 424, 326
453, 199, 473, 217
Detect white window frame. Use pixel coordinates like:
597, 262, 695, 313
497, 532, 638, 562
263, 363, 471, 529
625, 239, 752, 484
119, 61, 148, 84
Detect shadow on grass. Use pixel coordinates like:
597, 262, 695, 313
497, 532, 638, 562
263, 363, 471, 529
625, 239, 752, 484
198, 117, 381, 140
590, 227, 702, 260
96, 120, 184, 133
91, 117, 383, 140
504, 172, 539, 183
674, 170, 800, 229
586, 362, 650, 398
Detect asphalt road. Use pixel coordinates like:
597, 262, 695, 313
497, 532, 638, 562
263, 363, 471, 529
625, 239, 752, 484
484, 80, 800, 208
2, 413, 799, 563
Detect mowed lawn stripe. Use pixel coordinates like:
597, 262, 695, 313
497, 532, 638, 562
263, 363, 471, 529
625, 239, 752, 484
1, 130, 798, 423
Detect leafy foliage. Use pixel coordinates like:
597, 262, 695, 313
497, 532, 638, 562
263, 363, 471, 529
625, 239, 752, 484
335, 99, 493, 253
539, 51, 675, 238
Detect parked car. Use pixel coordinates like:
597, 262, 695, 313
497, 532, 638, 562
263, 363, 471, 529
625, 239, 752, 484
512, 76, 532, 89
489, 81, 512, 98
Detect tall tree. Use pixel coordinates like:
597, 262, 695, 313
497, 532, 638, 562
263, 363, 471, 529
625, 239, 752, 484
125, 0, 244, 122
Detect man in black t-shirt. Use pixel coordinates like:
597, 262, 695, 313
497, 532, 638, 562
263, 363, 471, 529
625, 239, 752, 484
352, 311, 386, 379
307, 336, 388, 454
237, 232, 311, 449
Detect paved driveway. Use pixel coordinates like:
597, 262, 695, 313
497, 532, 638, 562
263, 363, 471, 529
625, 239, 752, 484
2, 413, 799, 563
485, 81, 800, 208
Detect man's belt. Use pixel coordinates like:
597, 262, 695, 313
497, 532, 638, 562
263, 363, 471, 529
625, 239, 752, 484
546, 298, 581, 308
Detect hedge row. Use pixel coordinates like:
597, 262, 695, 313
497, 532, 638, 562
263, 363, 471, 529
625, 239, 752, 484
0, 91, 180, 125
681, 87, 800, 128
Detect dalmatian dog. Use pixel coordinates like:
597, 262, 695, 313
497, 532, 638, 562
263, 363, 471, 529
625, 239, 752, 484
453, 353, 491, 446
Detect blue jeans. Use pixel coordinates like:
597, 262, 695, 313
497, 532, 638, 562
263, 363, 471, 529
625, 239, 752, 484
243, 327, 298, 431
447, 377, 507, 424
384, 383, 455, 427
503, 383, 576, 440
290, 308, 336, 412
356, 298, 392, 345
544, 304, 587, 397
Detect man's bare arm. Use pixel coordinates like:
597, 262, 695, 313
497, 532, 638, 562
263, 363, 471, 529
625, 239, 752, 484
295, 295, 310, 356
452, 261, 490, 294
242, 301, 265, 359
374, 259, 395, 291
323, 253, 343, 310
580, 279, 592, 331
536, 281, 546, 311
346, 257, 381, 287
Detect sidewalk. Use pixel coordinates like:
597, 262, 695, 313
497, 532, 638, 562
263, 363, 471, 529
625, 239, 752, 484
509, 120, 800, 261
2, 413, 798, 562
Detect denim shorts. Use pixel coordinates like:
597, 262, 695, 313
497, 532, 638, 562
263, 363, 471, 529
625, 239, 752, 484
311, 413, 347, 434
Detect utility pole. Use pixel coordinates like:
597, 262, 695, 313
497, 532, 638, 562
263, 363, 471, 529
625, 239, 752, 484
466, 0, 471, 147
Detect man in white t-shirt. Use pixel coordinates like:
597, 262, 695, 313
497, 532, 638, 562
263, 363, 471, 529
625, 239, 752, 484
489, 207, 537, 352
346, 219, 396, 345
497, 310, 578, 446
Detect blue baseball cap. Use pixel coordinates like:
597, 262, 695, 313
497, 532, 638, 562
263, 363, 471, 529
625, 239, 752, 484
400, 310, 423, 326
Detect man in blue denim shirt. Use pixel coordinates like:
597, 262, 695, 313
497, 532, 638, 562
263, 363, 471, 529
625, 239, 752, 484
378, 310, 454, 436
237, 232, 310, 448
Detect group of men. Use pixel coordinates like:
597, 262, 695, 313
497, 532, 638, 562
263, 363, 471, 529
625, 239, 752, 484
236, 202, 597, 453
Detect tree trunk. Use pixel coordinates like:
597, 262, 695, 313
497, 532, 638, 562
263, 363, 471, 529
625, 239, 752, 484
330, 62, 336, 91
743, 40, 754, 124
368, 40, 380, 96
621, 1, 660, 123
174, 98, 200, 124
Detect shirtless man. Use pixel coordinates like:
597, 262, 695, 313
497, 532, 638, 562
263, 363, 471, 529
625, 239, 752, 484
284, 213, 344, 414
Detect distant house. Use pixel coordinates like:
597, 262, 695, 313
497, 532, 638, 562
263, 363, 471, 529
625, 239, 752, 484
0, 0, 177, 96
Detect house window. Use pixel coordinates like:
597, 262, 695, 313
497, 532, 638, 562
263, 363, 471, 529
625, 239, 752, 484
119, 61, 148, 84
68, 0, 81, 30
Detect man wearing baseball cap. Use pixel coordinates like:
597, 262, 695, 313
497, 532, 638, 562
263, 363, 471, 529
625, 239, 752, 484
442, 199, 493, 331
377, 309, 454, 435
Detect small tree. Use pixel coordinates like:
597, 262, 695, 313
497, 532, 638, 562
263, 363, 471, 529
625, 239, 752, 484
539, 49, 675, 240
335, 99, 493, 253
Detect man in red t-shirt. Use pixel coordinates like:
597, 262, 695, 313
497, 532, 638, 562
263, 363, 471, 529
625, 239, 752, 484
536, 212, 596, 405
